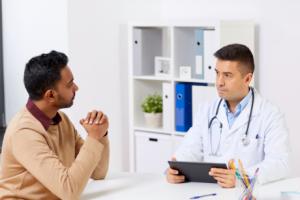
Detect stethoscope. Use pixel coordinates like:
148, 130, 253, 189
208, 88, 255, 156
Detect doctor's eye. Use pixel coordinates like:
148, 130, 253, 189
224, 73, 233, 79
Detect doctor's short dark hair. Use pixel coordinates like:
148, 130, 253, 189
24, 50, 68, 100
214, 43, 255, 75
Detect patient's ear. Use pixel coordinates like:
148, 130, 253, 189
44, 89, 56, 103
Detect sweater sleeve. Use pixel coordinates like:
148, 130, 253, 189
90, 136, 109, 179
11, 129, 103, 200
74, 131, 110, 180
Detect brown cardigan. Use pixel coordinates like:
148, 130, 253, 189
0, 106, 109, 200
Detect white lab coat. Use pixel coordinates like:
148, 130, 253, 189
175, 89, 290, 184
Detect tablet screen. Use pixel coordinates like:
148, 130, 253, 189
168, 161, 227, 183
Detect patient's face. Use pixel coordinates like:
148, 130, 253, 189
53, 66, 78, 109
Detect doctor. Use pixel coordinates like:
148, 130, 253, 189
166, 44, 290, 188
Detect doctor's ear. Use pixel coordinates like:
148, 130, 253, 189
244, 73, 253, 84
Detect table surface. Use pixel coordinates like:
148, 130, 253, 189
81, 173, 300, 200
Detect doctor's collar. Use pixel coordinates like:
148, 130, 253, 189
223, 90, 252, 115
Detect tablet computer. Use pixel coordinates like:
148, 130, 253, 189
168, 161, 227, 183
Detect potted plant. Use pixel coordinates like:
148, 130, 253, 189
141, 93, 163, 128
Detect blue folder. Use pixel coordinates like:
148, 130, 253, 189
175, 83, 192, 132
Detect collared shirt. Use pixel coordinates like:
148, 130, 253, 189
223, 90, 252, 128
26, 99, 61, 130
26, 99, 108, 135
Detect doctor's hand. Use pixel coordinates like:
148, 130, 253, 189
166, 157, 185, 184
209, 168, 236, 188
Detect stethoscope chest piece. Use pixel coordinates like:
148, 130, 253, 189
241, 135, 250, 146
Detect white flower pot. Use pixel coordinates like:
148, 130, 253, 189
144, 113, 162, 128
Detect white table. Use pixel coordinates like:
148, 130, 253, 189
81, 173, 300, 200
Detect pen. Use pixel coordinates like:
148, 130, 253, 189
190, 193, 217, 199
245, 168, 259, 200
281, 191, 300, 195
238, 159, 250, 187
236, 169, 247, 188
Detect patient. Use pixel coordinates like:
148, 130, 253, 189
0, 51, 109, 199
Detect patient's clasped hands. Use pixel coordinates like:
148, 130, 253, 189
80, 110, 109, 141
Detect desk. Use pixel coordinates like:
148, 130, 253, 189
81, 173, 300, 200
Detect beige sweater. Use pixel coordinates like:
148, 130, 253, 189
0, 107, 109, 200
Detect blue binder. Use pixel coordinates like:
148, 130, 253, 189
175, 83, 192, 132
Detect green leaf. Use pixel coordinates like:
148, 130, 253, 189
141, 93, 163, 113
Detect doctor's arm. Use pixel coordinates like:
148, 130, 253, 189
166, 123, 204, 184
166, 157, 185, 183
166, 105, 207, 183
209, 160, 236, 188
209, 168, 236, 188
173, 104, 207, 162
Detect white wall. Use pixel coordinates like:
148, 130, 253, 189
2, 0, 68, 121
67, 0, 162, 172
3, 0, 300, 175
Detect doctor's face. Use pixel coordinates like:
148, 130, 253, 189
215, 59, 252, 102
